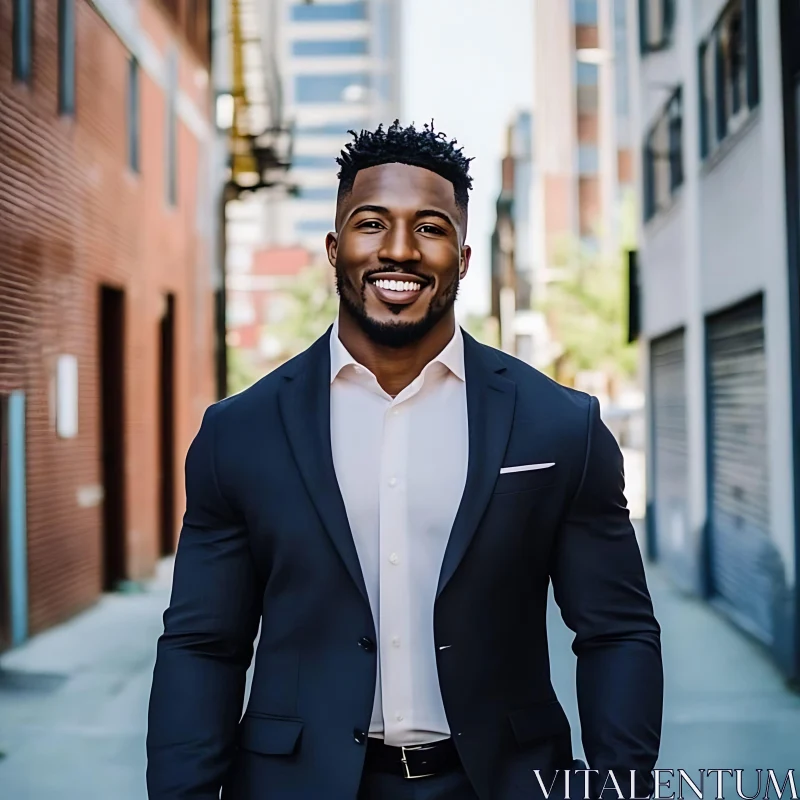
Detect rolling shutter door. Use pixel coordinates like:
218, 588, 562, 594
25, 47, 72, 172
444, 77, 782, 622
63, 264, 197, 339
650, 330, 693, 591
706, 296, 775, 644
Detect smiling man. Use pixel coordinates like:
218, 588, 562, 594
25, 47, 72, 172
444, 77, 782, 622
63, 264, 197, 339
146, 122, 663, 800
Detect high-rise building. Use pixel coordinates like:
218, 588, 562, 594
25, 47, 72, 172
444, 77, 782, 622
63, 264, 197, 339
532, 0, 636, 278
261, 0, 402, 254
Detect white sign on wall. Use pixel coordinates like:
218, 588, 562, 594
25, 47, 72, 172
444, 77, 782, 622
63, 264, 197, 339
56, 355, 79, 439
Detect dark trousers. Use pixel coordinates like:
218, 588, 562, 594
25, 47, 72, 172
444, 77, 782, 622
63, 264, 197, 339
357, 766, 480, 800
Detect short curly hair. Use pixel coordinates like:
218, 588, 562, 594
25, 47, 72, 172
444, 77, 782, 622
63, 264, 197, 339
335, 120, 474, 214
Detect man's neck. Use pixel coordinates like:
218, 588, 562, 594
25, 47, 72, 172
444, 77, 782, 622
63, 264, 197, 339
336, 311, 457, 398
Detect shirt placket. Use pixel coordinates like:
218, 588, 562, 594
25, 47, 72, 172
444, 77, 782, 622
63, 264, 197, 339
378, 392, 413, 744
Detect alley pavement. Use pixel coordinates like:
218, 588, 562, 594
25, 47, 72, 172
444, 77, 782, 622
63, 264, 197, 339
1, 548, 799, 799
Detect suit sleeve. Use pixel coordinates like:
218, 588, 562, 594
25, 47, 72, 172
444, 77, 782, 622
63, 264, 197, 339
549, 396, 663, 799
146, 404, 262, 799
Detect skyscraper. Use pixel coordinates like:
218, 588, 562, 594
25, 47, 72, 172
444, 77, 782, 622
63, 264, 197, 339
262, 0, 402, 253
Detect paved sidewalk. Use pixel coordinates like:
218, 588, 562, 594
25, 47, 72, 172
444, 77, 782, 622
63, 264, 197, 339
1, 553, 798, 799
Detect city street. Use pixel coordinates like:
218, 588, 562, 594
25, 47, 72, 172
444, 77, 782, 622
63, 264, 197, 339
1, 550, 799, 799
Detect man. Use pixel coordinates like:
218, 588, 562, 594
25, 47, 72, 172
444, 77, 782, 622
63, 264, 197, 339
147, 121, 663, 800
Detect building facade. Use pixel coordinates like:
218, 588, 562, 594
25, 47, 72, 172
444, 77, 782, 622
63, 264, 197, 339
0, 0, 219, 649
635, 0, 800, 680
533, 0, 636, 274
260, 0, 402, 254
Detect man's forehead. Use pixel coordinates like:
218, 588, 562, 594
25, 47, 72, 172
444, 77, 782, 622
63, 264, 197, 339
347, 162, 460, 212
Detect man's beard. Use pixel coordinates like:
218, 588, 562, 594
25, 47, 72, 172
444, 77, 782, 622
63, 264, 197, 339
335, 266, 460, 348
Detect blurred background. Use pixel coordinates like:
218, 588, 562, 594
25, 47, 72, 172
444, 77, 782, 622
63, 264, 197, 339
1, 0, 800, 797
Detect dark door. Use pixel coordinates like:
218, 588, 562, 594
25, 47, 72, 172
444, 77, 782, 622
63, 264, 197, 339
0, 395, 10, 650
159, 294, 176, 556
100, 286, 127, 591
779, 0, 800, 681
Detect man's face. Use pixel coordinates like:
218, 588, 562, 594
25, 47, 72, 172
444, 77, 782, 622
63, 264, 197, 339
327, 162, 471, 348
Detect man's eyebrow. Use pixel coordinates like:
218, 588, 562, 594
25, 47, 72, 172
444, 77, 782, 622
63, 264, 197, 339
347, 204, 390, 219
415, 209, 456, 227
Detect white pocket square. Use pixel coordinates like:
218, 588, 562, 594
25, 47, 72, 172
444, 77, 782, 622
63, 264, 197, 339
499, 462, 555, 475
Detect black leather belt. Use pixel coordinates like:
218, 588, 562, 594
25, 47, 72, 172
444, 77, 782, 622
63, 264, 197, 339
365, 737, 461, 780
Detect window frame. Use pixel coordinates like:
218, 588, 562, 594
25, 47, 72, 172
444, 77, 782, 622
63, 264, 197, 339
639, 0, 676, 55
58, 0, 76, 115
128, 56, 140, 174
165, 50, 178, 207
12, 0, 34, 84
698, 0, 760, 161
643, 87, 684, 222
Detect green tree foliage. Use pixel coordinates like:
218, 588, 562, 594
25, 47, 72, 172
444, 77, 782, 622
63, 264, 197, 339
540, 238, 638, 386
268, 265, 339, 358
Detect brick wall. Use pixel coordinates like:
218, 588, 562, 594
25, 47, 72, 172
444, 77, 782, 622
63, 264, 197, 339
0, 0, 217, 638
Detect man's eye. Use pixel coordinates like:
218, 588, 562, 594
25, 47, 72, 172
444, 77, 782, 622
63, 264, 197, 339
418, 224, 444, 235
358, 220, 384, 229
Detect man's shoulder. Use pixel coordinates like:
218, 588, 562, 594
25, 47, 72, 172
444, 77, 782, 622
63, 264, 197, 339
206, 343, 318, 425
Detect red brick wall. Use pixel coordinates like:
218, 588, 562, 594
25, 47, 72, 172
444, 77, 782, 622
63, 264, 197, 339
0, 0, 216, 637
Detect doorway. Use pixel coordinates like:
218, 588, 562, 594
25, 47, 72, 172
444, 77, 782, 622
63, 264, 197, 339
100, 286, 127, 591
158, 294, 176, 556
0, 395, 10, 649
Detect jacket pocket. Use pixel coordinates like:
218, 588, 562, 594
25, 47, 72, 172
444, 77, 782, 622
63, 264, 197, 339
508, 700, 571, 747
493, 468, 557, 496
238, 713, 304, 756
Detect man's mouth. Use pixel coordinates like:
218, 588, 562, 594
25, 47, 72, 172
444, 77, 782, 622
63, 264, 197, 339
366, 273, 429, 306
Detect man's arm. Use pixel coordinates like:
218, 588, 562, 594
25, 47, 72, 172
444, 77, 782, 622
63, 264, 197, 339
146, 404, 262, 799
549, 396, 663, 799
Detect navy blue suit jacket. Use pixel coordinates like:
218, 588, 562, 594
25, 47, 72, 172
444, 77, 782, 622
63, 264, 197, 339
146, 328, 662, 799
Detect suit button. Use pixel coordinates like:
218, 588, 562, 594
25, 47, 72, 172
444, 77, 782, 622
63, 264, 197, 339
358, 636, 376, 652
353, 728, 367, 744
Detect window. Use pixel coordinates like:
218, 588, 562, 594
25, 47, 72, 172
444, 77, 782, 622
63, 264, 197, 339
297, 186, 339, 201
291, 2, 367, 22
296, 121, 368, 135
128, 57, 140, 173
292, 39, 369, 57
295, 218, 333, 233
699, 0, 759, 159
58, 0, 76, 115
12, 0, 34, 83
615, 0, 630, 117
578, 144, 600, 175
576, 62, 599, 113
295, 73, 369, 104
166, 51, 178, 206
575, 0, 599, 25
643, 88, 683, 221
639, 0, 676, 53
293, 154, 337, 169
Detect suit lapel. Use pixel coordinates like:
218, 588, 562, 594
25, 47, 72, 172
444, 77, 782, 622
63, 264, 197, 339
278, 329, 370, 605
437, 334, 516, 598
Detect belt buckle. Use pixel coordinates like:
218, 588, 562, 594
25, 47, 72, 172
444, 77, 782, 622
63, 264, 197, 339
400, 744, 435, 780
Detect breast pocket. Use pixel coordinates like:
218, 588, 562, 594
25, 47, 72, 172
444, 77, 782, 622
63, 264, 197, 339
493, 465, 557, 495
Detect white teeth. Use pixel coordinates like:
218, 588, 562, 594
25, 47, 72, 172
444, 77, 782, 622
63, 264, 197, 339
374, 279, 422, 292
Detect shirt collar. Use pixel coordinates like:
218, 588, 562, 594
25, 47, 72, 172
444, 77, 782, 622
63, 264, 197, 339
329, 313, 466, 385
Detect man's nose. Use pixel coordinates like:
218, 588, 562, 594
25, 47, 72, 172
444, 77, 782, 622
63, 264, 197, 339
379, 223, 421, 263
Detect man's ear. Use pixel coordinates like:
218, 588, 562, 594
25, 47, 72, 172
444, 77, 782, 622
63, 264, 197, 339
459, 245, 472, 280
326, 232, 338, 269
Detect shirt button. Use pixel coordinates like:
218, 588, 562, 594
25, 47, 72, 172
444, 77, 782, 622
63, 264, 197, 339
392, 637, 401, 648
392, 408, 400, 416
389, 553, 399, 565
388, 477, 397, 488
396, 714, 404, 722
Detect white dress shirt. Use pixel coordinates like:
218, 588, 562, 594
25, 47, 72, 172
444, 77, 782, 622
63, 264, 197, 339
329, 315, 469, 747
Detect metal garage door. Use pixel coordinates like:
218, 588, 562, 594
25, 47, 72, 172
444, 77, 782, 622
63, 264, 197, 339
706, 296, 776, 644
650, 330, 693, 591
